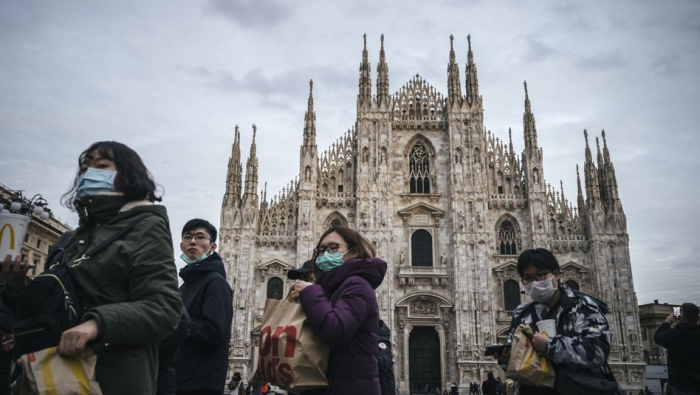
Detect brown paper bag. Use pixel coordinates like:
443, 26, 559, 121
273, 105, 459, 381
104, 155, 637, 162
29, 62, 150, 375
506, 324, 555, 388
18, 346, 103, 394
251, 298, 329, 392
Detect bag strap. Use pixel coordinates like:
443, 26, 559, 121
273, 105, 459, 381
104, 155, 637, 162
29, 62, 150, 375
70, 214, 150, 267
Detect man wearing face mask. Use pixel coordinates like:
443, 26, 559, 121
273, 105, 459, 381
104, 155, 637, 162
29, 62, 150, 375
496, 248, 612, 395
176, 219, 233, 395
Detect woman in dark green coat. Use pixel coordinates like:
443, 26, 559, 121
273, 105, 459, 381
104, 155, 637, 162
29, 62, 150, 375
2, 141, 182, 394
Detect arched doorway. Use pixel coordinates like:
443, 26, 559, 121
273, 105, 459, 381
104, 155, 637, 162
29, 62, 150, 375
409, 327, 441, 394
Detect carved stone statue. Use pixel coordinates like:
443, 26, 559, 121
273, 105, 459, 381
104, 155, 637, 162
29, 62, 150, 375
441, 252, 447, 267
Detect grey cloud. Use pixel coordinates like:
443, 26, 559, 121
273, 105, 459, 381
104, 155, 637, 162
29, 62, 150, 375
651, 54, 682, 77
204, 0, 293, 28
574, 49, 627, 70
521, 35, 558, 63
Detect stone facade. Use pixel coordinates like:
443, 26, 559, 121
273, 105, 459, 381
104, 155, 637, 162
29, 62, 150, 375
219, 35, 646, 392
0, 181, 73, 275
639, 300, 678, 366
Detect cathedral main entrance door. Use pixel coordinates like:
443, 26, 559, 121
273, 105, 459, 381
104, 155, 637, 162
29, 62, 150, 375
409, 326, 441, 394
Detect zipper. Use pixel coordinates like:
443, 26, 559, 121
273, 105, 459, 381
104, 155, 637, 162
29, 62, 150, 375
14, 327, 45, 337
36, 273, 78, 320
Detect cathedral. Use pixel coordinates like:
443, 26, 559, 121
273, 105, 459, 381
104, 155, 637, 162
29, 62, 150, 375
218, 34, 646, 393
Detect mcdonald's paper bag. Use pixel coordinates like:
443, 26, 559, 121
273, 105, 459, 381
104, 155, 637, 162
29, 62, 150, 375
506, 324, 555, 388
18, 346, 103, 395
251, 298, 329, 392
0, 212, 30, 260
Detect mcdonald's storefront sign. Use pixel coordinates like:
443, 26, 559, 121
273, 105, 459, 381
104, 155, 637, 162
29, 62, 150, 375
0, 223, 16, 250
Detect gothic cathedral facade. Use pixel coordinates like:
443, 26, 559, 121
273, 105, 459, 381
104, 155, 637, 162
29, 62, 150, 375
219, 35, 646, 393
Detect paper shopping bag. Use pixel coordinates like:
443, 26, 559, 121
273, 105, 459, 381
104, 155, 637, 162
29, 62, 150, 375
506, 324, 555, 388
251, 298, 329, 392
18, 346, 102, 395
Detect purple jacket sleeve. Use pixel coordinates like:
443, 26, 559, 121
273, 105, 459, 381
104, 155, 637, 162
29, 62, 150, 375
298, 278, 371, 348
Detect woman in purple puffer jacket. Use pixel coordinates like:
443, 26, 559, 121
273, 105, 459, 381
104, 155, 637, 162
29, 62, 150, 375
290, 227, 387, 395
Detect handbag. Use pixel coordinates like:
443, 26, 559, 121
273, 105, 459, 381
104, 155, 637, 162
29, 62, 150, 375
250, 297, 329, 392
555, 362, 625, 395
12, 215, 147, 358
17, 346, 102, 394
505, 323, 556, 388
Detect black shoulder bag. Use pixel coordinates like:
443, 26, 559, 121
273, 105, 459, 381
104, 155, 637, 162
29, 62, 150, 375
12, 215, 147, 357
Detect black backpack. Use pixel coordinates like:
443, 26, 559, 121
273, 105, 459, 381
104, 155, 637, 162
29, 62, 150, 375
11, 215, 146, 358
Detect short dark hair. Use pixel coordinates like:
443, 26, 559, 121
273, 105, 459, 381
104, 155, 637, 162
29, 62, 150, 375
182, 218, 217, 243
62, 141, 162, 209
682, 303, 699, 323
309, 227, 375, 274
516, 248, 560, 277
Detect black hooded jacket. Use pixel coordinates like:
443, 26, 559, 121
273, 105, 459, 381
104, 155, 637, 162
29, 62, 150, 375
654, 320, 700, 391
176, 252, 233, 392
377, 320, 396, 395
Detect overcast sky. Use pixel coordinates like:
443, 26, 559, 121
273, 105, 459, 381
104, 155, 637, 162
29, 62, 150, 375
1, 0, 698, 305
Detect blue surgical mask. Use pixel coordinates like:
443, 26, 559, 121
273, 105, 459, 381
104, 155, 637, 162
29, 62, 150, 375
76, 168, 116, 197
316, 250, 351, 271
181, 252, 209, 265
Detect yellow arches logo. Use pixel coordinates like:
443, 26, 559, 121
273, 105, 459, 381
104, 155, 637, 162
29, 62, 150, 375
0, 224, 16, 249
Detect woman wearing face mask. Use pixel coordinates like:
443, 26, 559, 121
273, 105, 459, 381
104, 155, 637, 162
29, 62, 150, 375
290, 227, 387, 395
1, 141, 181, 394
496, 248, 612, 395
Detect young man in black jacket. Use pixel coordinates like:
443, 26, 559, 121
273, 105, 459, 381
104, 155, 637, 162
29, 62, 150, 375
654, 303, 700, 395
377, 320, 396, 395
176, 219, 233, 395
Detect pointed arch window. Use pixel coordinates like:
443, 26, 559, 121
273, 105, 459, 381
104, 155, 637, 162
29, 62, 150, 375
411, 229, 433, 266
267, 277, 284, 300
409, 143, 431, 193
498, 220, 518, 255
503, 279, 520, 311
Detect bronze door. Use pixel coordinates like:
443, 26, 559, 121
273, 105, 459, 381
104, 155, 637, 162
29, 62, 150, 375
409, 326, 441, 394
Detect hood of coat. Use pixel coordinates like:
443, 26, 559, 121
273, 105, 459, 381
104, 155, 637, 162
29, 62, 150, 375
378, 319, 391, 343
179, 251, 227, 281
677, 321, 700, 337
74, 195, 168, 227
316, 257, 387, 295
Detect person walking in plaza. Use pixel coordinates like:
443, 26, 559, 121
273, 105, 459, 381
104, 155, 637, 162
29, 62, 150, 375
494, 377, 504, 395
176, 218, 233, 395
654, 302, 700, 395
290, 227, 387, 395
496, 248, 613, 395
378, 319, 396, 395
1, 141, 182, 394
481, 372, 497, 395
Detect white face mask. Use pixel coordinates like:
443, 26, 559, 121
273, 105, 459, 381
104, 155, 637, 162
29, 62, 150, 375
524, 276, 557, 302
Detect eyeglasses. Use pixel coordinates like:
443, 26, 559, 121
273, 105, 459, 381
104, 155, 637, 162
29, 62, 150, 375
521, 271, 552, 284
181, 233, 212, 242
313, 243, 348, 256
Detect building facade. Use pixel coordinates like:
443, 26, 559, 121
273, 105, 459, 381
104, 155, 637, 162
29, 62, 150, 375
219, 35, 646, 392
639, 300, 678, 366
0, 182, 72, 275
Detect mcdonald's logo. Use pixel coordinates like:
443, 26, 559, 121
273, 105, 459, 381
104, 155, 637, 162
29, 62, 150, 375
0, 224, 16, 250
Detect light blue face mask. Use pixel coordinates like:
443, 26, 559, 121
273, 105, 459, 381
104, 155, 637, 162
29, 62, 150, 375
76, 168, 116, 198
316, 250, 351, 272
180, 252, 209, 266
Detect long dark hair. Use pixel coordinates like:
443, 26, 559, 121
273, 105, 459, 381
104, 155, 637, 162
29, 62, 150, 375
62, 141, 162, 209
308, 227, 375, 276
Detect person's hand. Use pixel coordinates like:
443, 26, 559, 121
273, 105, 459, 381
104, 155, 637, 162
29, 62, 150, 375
531, 333, 549, 353
1, 254, 31, 291
665, 313, 675, 324
57, 319, 99, 356
288, 281, 312, 301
